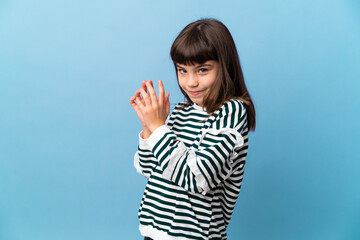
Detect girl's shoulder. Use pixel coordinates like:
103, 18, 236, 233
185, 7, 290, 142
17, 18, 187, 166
218, 99, 246, 115
210, 99, 247, 130
228, 98, 245, 107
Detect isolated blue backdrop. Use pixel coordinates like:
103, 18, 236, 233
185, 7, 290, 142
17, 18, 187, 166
0, 0, 359, 239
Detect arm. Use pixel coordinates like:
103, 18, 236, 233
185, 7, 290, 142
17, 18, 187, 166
133, 132, 156, 179
147, 100, 247, 195
134, 115, 172, 179
130, 80, 170, 178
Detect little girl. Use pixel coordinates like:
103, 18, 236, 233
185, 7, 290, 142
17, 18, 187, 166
130, 18, 256, 240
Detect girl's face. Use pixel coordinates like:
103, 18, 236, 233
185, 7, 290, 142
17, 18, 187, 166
176, 60, 219, 107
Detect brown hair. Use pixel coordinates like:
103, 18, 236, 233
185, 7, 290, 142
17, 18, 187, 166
170, 18, 256, 132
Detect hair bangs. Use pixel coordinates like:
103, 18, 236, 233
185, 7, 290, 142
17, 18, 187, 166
171, 30, 218, 65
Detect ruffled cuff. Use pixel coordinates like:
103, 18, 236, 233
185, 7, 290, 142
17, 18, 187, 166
162, 141, 187, 179
138, 131, 151, 149
134, 151, 148, 178
187, 149, 211, 195
147, 125, 171, 150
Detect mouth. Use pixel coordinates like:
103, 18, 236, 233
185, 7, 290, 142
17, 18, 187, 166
187, 90, 205, 96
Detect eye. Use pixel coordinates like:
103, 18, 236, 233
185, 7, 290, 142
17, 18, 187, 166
178, 68, 186, 74
198, 68, 208, 73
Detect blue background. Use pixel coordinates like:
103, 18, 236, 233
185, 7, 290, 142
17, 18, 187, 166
0, 0, 359, 239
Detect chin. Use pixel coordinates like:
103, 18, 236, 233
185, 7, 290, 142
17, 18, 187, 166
189, 97, 203, 106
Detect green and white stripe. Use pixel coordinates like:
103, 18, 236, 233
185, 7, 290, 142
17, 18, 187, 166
134, 99, 249, 240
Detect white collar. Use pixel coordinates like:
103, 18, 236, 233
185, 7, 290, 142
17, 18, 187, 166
192, 103, 207, 112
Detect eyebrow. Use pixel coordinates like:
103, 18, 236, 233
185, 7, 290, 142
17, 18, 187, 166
176, 63, 212, 68
196, 64, 212, 68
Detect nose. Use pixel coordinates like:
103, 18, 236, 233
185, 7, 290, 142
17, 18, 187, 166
187, 73, 199, 87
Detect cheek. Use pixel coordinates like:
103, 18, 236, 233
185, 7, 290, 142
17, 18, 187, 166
178, 77, 185, 88
204, 75, 217, 88
209, 74, 216, 87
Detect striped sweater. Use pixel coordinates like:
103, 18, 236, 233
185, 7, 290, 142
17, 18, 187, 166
134, 99, 249, 240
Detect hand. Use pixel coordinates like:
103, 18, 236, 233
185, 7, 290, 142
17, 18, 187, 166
130, 80, 146, 122
135, 80, 170, 133
130, 81, 152, 138
130, 80, 147, 125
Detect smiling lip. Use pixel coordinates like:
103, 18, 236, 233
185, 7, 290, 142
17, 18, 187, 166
188, 90, 204, 96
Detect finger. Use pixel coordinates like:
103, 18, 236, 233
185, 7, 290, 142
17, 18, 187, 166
158, 80, 165, 105
140, 88, 151, 106
134, 91, 146, 105
130, 96, 138, 106
146, 81, 158, 106
130, 99, 139, 111
130, 101, 145, 123
134, 89, 141, 99
136, 96, 146, 110
130, 96, 141, 112
129, 96, 135, 104
135, 90, 147, 105
135, 96, 144, 107
141, 80, 147, 93
149, 80, 154, 88
165, 93, 170, 113
134, 81, 147, 98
